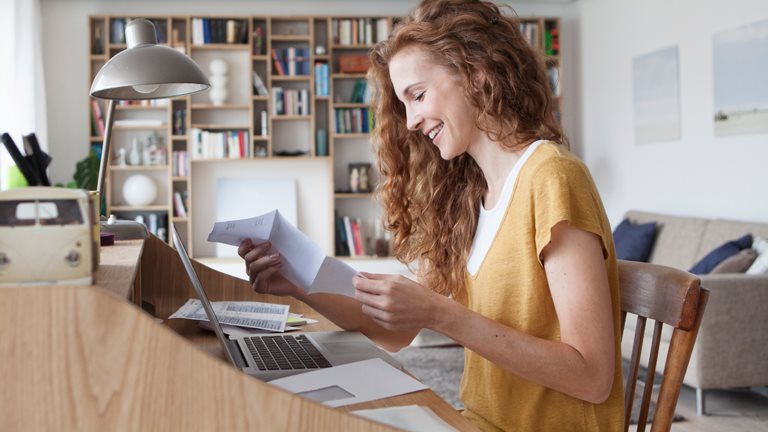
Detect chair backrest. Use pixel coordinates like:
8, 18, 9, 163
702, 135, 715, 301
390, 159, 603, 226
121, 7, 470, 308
618, 260, 709, 432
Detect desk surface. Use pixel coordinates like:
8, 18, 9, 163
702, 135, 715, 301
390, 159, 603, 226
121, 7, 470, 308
57, 237, 475, 430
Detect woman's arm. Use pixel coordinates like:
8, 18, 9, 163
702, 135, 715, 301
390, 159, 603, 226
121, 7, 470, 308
301, 293, 420, 352
354, 221, 616, 403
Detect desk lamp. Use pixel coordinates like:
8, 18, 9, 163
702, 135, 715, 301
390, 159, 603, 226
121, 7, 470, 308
90, 18, 209, 239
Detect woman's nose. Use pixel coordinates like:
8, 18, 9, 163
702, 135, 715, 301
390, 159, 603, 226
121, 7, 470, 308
406, 108, 423, 132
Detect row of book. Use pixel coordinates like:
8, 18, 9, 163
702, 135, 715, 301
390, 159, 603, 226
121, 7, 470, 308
173, 109, 187, 136
519, 22, 560, 55
314, 62, 330, 96
172, 151, 189, 177
190, 128, 251, 160
349, 79, 371, 104
90, 100, 105, 137
116, 99, 168, 107
332, 18, 390, 46
544, 27, 560, 56
272, 88, 311, 116
191, 18, 248, 45
272, 47, 311, 76
173, 191, 189, 218
335, 214, 367, 257
335, 108, 372, 134
520, 23, 540, 50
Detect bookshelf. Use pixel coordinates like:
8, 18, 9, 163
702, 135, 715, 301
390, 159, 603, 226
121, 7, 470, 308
88, 14, 561, 259
520, 17, 562, 122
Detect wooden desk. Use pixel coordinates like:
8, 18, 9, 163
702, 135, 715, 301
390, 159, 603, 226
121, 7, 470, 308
0, 236, 476, 431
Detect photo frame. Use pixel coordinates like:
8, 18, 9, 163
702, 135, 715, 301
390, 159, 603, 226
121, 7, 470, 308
348, 162, 372, 193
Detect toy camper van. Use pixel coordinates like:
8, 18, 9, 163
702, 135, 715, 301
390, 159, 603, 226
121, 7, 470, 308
0, 187, 97, 285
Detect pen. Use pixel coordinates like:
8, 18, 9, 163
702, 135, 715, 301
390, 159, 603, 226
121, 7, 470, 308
22, 133, 51, 186
1, 132, 39, 186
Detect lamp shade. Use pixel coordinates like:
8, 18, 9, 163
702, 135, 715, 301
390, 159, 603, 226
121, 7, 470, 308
90, 19, 209, 100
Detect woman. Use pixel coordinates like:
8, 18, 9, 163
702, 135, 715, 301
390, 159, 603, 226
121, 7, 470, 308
239, 1, 624, 430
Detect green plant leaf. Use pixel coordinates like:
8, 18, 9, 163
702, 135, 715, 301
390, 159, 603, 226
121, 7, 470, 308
73, 149, 99, 190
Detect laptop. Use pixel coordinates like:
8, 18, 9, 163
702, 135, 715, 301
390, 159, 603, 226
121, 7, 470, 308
170, 225, 402, 381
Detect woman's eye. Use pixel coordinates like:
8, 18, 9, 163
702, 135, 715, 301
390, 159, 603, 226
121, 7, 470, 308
415, 92, 425, 102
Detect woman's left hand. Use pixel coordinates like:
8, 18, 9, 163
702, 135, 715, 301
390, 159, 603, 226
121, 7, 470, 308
352, 272, 444, 331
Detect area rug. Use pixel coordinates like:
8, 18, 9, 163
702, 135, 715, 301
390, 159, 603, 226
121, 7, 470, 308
392, 346, 684, 424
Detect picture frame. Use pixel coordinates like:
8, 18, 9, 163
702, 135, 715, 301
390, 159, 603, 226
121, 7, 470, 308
348, 162, 372, 193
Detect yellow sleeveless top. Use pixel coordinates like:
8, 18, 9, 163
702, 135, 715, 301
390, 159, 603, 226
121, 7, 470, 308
458, 142, 624, 431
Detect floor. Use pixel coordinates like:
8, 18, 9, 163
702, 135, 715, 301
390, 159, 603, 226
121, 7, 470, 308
645, 387, 768, 432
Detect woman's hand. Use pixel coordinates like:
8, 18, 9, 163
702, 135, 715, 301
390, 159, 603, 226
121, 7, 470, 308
352, 273, 447, 331
237, 238, 304, 298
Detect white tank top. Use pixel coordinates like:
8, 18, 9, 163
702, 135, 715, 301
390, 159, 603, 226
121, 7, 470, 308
466, 140, 543, 276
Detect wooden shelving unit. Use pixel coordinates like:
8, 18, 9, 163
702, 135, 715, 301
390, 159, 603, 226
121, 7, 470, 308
89, 14, 562, 258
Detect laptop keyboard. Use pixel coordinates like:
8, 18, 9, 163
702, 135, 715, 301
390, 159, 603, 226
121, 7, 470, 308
243, 334, 333, 371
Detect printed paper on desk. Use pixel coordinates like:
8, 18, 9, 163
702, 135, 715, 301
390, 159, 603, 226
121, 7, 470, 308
169, 299, 289, 332
208, 209, 360, 297
269, 358, 429, 408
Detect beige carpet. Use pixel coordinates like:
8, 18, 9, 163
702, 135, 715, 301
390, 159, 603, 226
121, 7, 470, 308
392, 346, 684, 424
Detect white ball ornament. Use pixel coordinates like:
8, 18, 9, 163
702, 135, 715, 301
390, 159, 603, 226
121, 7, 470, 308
122, 174, 157, 207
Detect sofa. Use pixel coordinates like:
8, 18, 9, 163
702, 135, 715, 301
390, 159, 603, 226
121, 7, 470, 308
619, 210, 768, 415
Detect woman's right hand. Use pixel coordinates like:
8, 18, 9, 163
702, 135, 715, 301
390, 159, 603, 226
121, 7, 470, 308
237, 239, 304, 298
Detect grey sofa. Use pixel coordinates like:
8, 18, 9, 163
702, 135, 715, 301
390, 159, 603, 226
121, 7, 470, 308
620, 210, 768, 415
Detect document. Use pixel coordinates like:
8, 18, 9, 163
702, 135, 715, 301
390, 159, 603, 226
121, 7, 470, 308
208, 209, 360, 298
351, 405, 458, 432
269, 358, 429, 408
169, 299, 289, 332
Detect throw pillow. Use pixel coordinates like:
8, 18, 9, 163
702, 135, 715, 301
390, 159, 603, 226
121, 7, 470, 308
689, 234, 753, 275
752, 236, 768, 254
746, 237, 768, 275
613, 219, 657, 262
711, 248, 758, 273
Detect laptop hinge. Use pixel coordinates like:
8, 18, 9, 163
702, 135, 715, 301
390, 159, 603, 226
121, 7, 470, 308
227, 339, 248, 369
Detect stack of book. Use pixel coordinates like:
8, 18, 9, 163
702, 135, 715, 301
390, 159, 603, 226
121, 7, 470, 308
190, 128, 250, 160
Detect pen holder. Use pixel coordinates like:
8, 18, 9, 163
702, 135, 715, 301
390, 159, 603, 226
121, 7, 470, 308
7, 166, 28, 189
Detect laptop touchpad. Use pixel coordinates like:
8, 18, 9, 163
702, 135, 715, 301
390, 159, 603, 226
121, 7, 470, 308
322, 342, 377, 354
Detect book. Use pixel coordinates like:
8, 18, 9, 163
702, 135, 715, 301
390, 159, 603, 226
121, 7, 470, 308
91, 100, 105, 136
272, 50, 286, 76
173, 192, 188, 218
343, 216, 356, 257
351, 218, 364, 256
252, 71, 268, 96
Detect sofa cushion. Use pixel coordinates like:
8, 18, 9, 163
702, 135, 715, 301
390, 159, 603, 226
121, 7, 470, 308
711, 248, 757, 273
689, 234, 752, 275
746, 251, 768, 275
624, 211, 708, 269
613, 219, 657, 262
696, 220, 768, 263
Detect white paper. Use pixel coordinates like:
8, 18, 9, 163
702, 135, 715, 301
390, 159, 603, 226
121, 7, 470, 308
351, 405, 458, 432
198, 320, 300, 335
208, 209, 361, 297
169, 299, 289, 332
269, 358, 429, 408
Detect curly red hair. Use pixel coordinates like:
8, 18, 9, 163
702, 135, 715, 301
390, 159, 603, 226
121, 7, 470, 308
369, 0, 565, 297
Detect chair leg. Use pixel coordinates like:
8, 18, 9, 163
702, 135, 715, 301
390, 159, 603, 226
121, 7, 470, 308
696, 388, 706, 415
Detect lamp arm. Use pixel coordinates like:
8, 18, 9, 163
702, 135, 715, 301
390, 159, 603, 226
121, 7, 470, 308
96, 99, 117, 210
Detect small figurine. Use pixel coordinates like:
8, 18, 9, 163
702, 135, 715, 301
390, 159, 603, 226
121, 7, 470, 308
359, 165, 369, 192
350, 167, 360, 193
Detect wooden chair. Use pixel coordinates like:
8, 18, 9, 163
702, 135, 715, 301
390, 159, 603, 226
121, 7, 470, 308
619, 260, 709, 432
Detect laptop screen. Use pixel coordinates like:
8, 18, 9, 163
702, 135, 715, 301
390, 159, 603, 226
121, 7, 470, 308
170, 224, 240, 368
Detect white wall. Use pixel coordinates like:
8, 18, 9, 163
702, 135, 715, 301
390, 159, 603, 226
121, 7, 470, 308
580, 0, 768, 225
40, 0, 578, 256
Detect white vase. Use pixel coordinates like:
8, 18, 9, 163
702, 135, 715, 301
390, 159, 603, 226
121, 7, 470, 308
128, 138, 142, 165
